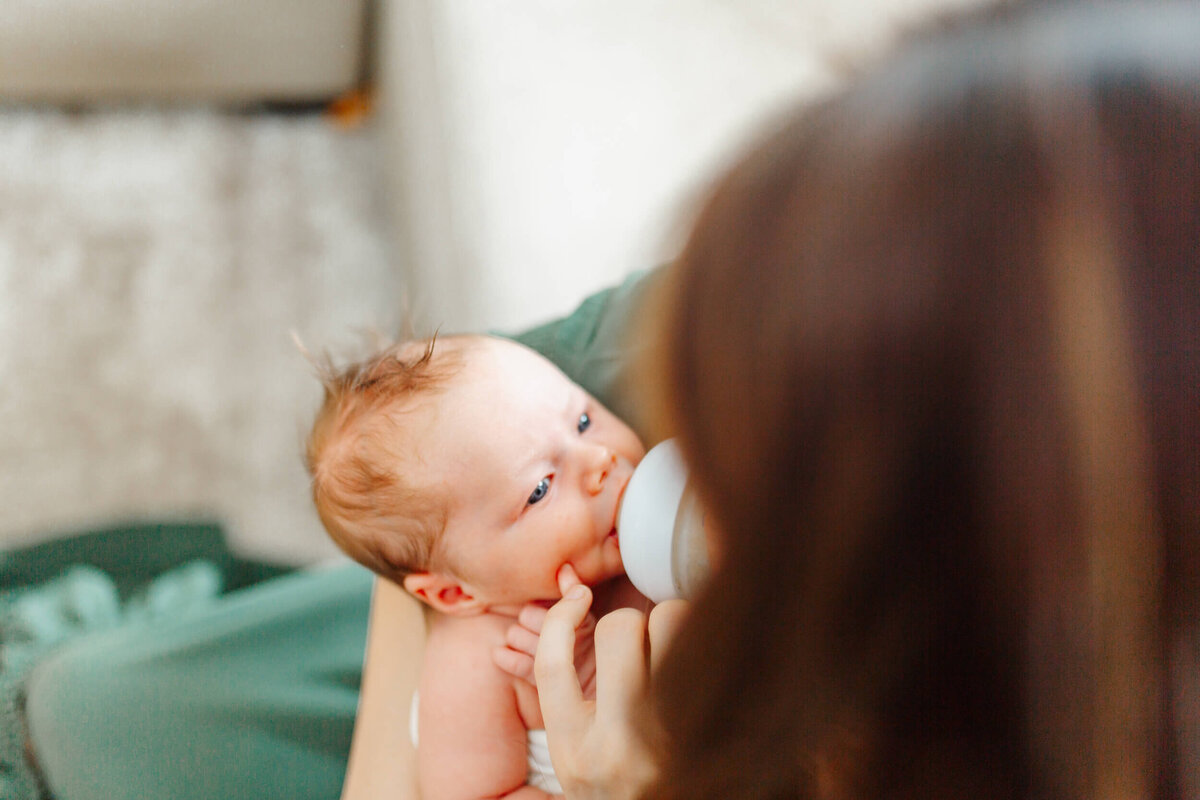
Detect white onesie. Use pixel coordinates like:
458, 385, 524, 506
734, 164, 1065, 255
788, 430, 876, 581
409, 692, 563, 795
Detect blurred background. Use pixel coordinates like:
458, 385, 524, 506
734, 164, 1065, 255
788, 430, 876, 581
0, 0, 984, 567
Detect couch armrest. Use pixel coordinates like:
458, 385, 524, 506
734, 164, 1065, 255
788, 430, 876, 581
0, 0, 369, 103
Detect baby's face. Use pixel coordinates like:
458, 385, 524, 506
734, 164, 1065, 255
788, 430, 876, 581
408, 337, 645, 608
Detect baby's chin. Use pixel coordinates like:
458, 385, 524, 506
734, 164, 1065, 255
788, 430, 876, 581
547, 559, 624, 599
582, 560, 627, 590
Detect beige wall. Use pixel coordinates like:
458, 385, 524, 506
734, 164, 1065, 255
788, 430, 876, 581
378, 0, 992, 334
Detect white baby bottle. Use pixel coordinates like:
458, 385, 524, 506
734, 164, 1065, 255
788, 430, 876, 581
616, 439, 711, 602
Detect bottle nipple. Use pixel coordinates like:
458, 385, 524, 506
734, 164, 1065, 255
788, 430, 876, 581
616, 439, 709, 602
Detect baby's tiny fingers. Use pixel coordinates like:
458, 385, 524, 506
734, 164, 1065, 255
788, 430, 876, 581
492, 645, 536, 684
518, 603, 548, 633
506, 621, 541, 657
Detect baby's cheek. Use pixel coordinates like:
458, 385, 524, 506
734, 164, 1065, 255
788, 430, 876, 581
618, 431, 646, 463
609, 414, 645, 456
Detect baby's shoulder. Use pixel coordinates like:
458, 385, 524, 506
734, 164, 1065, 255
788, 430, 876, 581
420, 614, 542, 734
420, 612, 520, 708
423, 612, 511, 675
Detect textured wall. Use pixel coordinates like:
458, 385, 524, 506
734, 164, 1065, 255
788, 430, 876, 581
0, 110, 400, 563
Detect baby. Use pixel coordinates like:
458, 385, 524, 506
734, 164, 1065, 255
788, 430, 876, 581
305, 333, 648, 799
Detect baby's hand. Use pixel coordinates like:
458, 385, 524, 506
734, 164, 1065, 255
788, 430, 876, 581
492, 565, 599, 700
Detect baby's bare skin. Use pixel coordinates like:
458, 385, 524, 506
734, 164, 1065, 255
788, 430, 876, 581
419, 573, 648, 800
362, 337, 648, 799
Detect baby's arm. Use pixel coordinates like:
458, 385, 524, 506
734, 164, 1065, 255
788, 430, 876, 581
419, 614, 560, 800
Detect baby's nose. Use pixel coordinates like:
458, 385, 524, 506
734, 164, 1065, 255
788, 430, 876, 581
585, 448, 616, 495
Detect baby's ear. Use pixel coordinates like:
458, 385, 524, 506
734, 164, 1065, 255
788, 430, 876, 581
402, 572, 487, 616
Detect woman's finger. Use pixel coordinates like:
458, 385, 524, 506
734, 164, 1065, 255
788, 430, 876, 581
593, 608, 649, 729
557, 562, 582, 597
534, 582, 595, 742
647, 599, 689, 669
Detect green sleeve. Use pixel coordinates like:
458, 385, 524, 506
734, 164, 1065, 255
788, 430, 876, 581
508, 267, 661, 440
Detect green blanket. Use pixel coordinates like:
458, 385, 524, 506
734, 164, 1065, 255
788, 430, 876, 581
1, 522, 292, 799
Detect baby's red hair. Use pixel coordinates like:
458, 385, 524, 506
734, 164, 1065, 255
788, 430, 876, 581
304, 335, 475, 581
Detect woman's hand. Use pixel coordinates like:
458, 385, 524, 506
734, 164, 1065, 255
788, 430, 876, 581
492, 574, 598, 700
533, 566, 688, 800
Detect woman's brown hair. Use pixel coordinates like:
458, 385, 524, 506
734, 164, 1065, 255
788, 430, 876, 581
645, 3, 1199, 798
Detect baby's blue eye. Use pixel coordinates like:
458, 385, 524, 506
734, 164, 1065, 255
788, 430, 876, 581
577, 412, 591, 434
528, 477, 550, 505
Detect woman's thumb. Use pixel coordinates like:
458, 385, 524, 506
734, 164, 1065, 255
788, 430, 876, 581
557, 563, 583, 597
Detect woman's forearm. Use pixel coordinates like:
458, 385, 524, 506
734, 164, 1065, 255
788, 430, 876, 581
340, 577, 426, 800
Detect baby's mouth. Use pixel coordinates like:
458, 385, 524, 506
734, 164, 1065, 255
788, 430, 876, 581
609, 473, 632, 547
